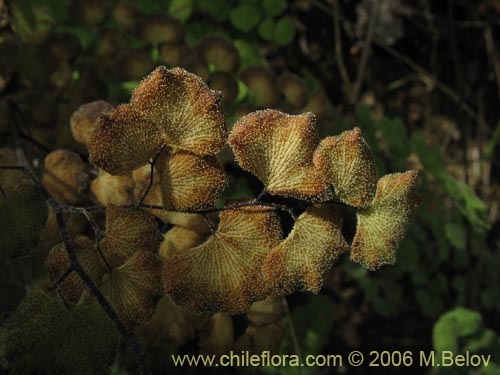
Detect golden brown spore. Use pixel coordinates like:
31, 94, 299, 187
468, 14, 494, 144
229, 109, 329, 199
42, 149, 90, 204
70, 101, 113, 146
314, 127, 378, 209
100, 249, 162, 327
89, 104, 164, 175
196, 35, 241, 73
277, 72, 307, 108
90, 169, 134, 206
132, 66, 227, 155
0, 148, 25, 196
263, 205, 348, 295
139, 14, 185, 45
46, 236, 105, 304
155, 148, 228, 211
99, 205, 163, 268
159, 226, 208, 260
351, 170, 420, 270
163, 206, 283, 315
239, 66, 280, 108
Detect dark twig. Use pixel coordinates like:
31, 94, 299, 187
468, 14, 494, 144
8, 100, 151, 375
139, 145, 166, 204
0, 131, 51, 153
143, 201, 298, 221
52, 207, 150, 375
331, 0, 352, 95
373, 39, 486, 127
82, 209, 112, 271
350, 0, 381, 104
0, 165, 25, 170
48, 266, 74, 291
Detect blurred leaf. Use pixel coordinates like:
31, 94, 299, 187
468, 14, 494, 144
444, 221, 466, 251
0, 289, 119, 375
464, 329, 497, 354
262, 0, 286, 16
56, 25, 99, 49
377, 116, 409, 160
410, 132, 445, 173
273, 17, 295, 45
433, 312, 459, 355
440, 174, 490, 233
234, 39, 263, 67
0, 187, 48, 265
258, 18, 275, 41
230, 4, 261, 32
281, 295, 335, 375
197, 0, 231, 21
169, 0, 194, 21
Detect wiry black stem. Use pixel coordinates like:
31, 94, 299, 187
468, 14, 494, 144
48, 266, 74, 291
0, 131, 51, 153
139, 144, 166, 204
7, 99, 151, 375
0, 165, 25, 170
82, 210, 112, 271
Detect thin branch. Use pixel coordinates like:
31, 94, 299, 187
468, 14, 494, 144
82, 209, 112, 271
48, 266, 74, 291
484, 24, 500, 101
52, 206, 150, 375
139, 145, 166, 204
331, 0, 352, 94
283, 297, 304, 375
202, 214, 216, 234
350, 0, 381, 104
143, 201, 299, 221
0, 131, 51, 153
8, 99, 151, 375
373, 39, 486, 128
0, 165, 25, 170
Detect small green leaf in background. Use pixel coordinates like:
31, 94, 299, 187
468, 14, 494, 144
198, 0, 231, 21
0, 289, 119, 375
169, 0, 194, 22
234, 39, 263, 67
258, 18, 275, 41
444, 217, 467, 251
273, 17, 295, 45
0, 187, 48, 265
277, 295, 335, 375
230, 4, 261, 32
262, 0, 286, 16
377, 116, 410, 160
